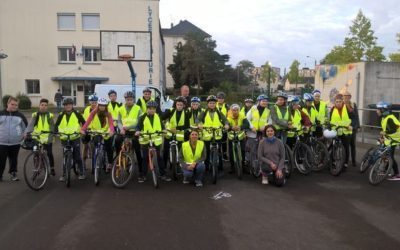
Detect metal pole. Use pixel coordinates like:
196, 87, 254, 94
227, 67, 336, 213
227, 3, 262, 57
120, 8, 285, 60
0, 52, 8, 110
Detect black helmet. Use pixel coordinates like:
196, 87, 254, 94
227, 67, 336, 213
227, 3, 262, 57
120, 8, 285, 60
146, 100, 158, 108
63, 98, 74, 105
108, 89, 117, 96
124, 91, 134, 98
206, 95, 217, 102
216, 92, 225, 99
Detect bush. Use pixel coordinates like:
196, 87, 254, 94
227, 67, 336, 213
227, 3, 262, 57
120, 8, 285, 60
16, 93, 32, 110
2, 95, 12, 108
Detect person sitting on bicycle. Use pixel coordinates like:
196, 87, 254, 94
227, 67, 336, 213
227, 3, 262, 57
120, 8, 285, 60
25, 98, 56, 176
136, 87, 154, 114
246, 94, 270, 138
271, 91, 291, 143
81, 97, 115, 172
82, 94, 98, 165
178, 130, 206, 187
216, 92, 229, 160
286, 95, 311, 148
376, 101, 400, 180
162, 96, 190, 174
135, 101, 171, 182
258, 125, 286, 186
329, 94, 352, 168
312, 89, 329, 137
188, 97, 204, 127
302, 93, 318, 134
55, 98, 86, 181
240, 98, 254, 116
107, 89, 122, 126
197, 95, 230, 175
227, 104, 249, 174
117, 91, 143, 178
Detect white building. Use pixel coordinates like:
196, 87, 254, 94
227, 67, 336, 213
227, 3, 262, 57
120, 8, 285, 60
0, 0, 165, 107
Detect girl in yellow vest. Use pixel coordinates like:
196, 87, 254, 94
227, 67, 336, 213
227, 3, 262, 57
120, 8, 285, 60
178, 130, 206, 187
286, 96, 311, 148
82, 94, 98, 164
329, 94, 352, 168
376, 101, 400, 180
81, 98, 115, 172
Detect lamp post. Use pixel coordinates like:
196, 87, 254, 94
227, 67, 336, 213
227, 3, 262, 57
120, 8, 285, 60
306, 55, 317, 67
0, 52, 8, 109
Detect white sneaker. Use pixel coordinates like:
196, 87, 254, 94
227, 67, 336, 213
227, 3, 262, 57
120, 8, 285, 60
262, 176, 269, 185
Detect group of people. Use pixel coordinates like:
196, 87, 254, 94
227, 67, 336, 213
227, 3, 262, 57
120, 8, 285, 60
1, 85, 399, 186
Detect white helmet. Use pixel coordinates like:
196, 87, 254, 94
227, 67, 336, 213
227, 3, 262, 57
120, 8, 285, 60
97, 97, 109, 106
323, 129, 337, 139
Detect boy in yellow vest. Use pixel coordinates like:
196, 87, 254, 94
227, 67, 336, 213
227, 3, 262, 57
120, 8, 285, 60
286, 96, 311, 148
312, 89, 329, 137
178, 130, 206, 187
376, 101, 400, 180
271, 91, 292, 143
82, 94, 98, 164
25, 98, 55, 175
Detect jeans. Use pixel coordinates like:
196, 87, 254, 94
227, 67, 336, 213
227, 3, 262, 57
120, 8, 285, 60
349, 130, 357, 164
183, 162, 205, 182
390, 145, 399, 175
261, 162, 285, 187
338, 135, 350, 165
0, 144, 21, 177
141, 145, 166, 177
44, 143, 54, 168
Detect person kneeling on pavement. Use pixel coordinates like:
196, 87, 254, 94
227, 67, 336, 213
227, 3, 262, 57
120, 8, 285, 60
257, 125, 286, 187
179, 130, 206, 187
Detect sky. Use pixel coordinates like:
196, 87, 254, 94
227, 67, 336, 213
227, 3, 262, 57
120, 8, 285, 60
160, 0, 400, 72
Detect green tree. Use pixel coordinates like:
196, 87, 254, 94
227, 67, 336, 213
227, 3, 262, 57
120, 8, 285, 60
389, 33, 400, 62
288, 60, 302, 94
235, 60, 255, 85
323, 9, 385, 64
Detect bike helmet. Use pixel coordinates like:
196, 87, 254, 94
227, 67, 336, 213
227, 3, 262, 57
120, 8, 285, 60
88, 94, 98, 102
376, 101, 391, 110
175, 96, 186, 104
288, 95, 300, 104
191, 96, 201, 103
276, 91, 288, 99
143, 87, 152, 93
206, 95, 217, 102
97, 97, 109, 106
244, 98, 254, 103
124, 91, 134, 98
146, 100, 158, 108
216, 92, 225, 99
257, 94, 268, 101
312, 89, 321, 96
231, 104, 240, 110
62, 98, 74, 106
108, 89, 117, 96
303, 93, 314, 102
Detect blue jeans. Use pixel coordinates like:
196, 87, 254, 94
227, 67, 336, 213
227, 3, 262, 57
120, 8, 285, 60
183, 162, 205, 182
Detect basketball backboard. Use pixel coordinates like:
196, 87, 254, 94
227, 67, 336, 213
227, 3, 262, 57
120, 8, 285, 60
100, 31, 152, 61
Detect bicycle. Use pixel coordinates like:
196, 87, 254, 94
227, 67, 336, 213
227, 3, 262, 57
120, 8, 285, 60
276, 130, 295, 178
229, 130, 244, 180
203, 127, 223, 184
323, 125, 348, 176
287, 128, 313, 175
22, 132, 51, 191
304, 126, 329, 172
360, 141, 382, 173
166, 129, 184, 181
245, 132, 261, 178
56, 132, 81, 188
85, 130, 110, 186
111, 132, 136, 188
368, 137, 398, 185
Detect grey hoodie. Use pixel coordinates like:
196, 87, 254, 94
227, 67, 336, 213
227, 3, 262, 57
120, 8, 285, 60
0, 110, 28, 145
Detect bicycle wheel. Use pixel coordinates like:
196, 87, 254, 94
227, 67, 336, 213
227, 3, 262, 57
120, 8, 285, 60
293, 143, 312, 175
309, 140, 329, 172
112, 152, 134, 188
94, 151, 103, 186
368, 156, 393, 185
170, 146, 179, 181
151, 152, 159, 189
65, 152, 73, 188
284, 144, 294, 178
330, 141, 345, 176
23, 152, 49, 191
211, 150, 218, 184
235, 143, 243, 180
360, 147, 377, 173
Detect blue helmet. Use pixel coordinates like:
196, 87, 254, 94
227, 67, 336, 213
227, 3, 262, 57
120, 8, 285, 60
191, 97, 201, 103
303, 93, 314, 102
376, 101, 391, 109
88, 94, 98, 102
146, 100, 158, 108
277, 91, 288, 99
257, 94, 268, 101
288, 95, 300, 104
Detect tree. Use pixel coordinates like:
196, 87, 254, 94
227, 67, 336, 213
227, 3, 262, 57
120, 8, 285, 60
323, 9, 385, 64
235, 60, 255, 85
389, 33, 400, 62
287, 60, 302, 94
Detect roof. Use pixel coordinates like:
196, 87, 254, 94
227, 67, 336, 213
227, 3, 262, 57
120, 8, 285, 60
162, 20, 210, 37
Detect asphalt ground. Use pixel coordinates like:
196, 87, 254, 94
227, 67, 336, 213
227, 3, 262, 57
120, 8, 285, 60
0, 141, 399, 250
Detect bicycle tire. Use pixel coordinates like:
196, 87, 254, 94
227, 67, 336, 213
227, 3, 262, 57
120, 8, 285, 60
94, 151, 103, 186
23, 152, 48, 191
368, 156, 393, 185
330, 141, 345, 176
360, 147, 377, 173
112, 152, 135, 188
309, 139, 329, 172
151, 153, 159, 189
211, 150, 218, 184
235, 143, 243, 180
65, 151, 73, 188
293, 142, 312, 175
284, 144, 294, 178
170, 146, 178, 181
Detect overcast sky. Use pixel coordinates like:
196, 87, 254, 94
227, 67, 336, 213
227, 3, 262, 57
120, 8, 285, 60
160, 0, 400, 72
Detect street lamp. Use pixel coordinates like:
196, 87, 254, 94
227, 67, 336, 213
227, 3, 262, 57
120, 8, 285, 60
0, 52, 8, 109
306, 55, 317, 67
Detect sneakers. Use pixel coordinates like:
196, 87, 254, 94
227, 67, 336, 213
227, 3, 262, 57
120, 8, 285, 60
262, 176, 269, 185
160, 175, 172, 182
78, 175, 86, 180
195, 180, 203, 187
387, 175, 400, 181
50, 168, 56, 176
11, 172, 19, 181
138, 176, 146, 183
182, 177, 190, 184
59, 176, 65, 182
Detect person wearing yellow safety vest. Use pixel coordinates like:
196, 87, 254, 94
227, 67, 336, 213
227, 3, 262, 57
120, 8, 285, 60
240, 98, 254, 116
81, 97, 115, 172
107, 89, 122, 126
198, 95, 230, 175
82, 94, 98, 164
302, 93, 318, 133
343, 90, 360, 167
216, 92, 230, 161
227, 104, 249, 174
25, 98, 55, 176
178, 130, 206, 187
135, 101, 171, 182
117, 91, 143, 179
188, 97, 203, 126
136, 87, 155, 114
312, 89, 329, 137
329, 94, 352, 169
55, 98, 86, 181
271, 91, 292, 143
376, 101, 400, 180
162, 96, 190, 175
286, 96, 311, 148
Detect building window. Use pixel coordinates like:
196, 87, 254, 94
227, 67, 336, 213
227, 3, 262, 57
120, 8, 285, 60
58, 47, 76, 63
57, 13, 75, 30
26, 79, 40, 94
83, 48, 100, 63
82, 14, 100, 30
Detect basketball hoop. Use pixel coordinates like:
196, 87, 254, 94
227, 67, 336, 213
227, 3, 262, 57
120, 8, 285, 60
118, 54, 134, 61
